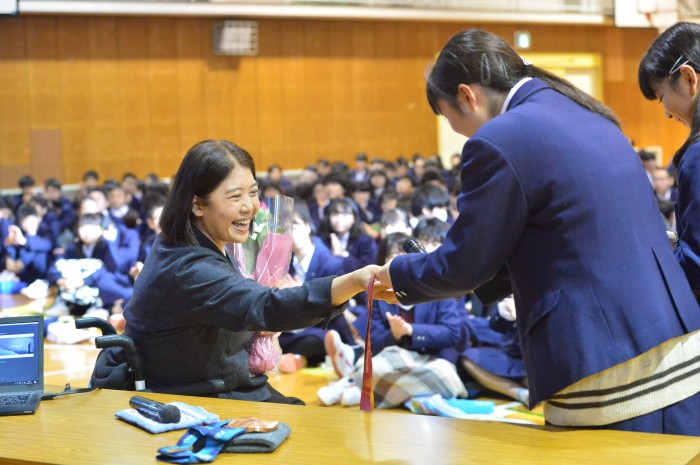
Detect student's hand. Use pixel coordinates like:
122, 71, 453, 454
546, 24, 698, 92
374, 261, 394, 293
5, 225, 26, 246
129, 262, 144, 280
386, 312, 412, 340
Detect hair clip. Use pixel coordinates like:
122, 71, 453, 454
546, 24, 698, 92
669, 56, 690, 75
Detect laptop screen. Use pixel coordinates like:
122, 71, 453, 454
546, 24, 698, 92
0, 316, 44, 392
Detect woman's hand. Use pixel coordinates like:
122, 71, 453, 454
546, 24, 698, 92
353, 264, 398, 304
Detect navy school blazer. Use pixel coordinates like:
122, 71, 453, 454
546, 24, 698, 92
389, 78, 700, 407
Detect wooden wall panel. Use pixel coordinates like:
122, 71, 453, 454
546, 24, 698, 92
0, 16, 680, 189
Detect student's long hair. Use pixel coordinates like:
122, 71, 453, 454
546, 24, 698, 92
638, 22, 700, 167
426, 29, 620, 127
160, 140, 256, 246
318, 197, 364, 245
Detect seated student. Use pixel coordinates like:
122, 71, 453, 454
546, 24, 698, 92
12, 175, 36, 215
350, 182, 382, 230
319, 232, 466, 408
378, 208, 413, 242
82, 190, 140, 276
350, 152, 370, 185
47, 212, 133, 316
120, 139, 391, 404
266, 164, 293, 195
4, 204, 53, 284
307, 180, 329, 231
107, 184, 140, 230
73, 170, 100, 210
369, 169, 391, 200
277, 201, 361, 373
318, 198, 377, 274
121, 173, 143, 215
410, 183, 452, 228
458, 296, 529, 406
43, 178, 76, 245
129, 196, 166, 281
260, 181, 283, 201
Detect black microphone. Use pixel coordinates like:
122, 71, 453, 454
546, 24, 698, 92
129, 395, 181, 423
403, 237, 427, 254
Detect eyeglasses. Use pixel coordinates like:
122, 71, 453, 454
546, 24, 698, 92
669, 56, 690, 75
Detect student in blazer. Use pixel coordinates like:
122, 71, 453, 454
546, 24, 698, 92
375, 29, 700, 435
639, 22, 700, 301
123, 140, 393, 404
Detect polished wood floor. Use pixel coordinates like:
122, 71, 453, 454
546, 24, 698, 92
2, 292, 541, 423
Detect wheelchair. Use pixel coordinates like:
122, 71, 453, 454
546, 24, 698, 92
75, 317, 225, 396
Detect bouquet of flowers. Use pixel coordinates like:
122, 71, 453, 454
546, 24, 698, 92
226, 195, 294, 375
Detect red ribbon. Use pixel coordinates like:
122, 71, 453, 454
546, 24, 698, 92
360, 274, 374, 411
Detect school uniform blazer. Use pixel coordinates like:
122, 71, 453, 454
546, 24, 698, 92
389, 78, 700, 407
124, 229, 346, 401
371, 299, 464, 364
674, 142, 700, 299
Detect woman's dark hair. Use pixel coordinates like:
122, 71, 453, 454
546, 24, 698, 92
427, 29, 620, 127
376, 232, 412, 265
638, 22, 700, 167
160, 140, 256, 246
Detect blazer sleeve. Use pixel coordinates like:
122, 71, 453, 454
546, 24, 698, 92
389, 137, 528, 305
409, 299, 463, 352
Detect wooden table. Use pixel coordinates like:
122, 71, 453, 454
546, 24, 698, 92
1, 388, 699, 465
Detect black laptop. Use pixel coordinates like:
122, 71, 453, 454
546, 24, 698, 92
0, 315, 44, 416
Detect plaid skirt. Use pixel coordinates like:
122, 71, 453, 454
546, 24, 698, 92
352, 346, 467, 409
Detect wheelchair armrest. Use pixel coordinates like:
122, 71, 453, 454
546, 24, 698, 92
75, 317, 117, 335
146, 379, 227, 397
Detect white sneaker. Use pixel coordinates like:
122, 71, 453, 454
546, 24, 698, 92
340, 385, 361, 407
317, 377, 353, 406
324, 330, 356, 378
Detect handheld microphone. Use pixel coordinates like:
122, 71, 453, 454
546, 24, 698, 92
129, 395, 181, 423
403, 237, 427, 254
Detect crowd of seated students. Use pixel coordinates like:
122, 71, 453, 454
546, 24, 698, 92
0, 172, 169, 331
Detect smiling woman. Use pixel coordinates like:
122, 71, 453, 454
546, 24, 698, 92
120, 139, 394, 405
